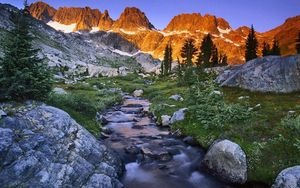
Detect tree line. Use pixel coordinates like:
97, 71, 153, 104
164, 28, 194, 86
161, 34, 228, 76
162, 26, 300, 77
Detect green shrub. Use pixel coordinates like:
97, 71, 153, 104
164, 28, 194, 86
188, 76, 254, 129
46, 89, 122, 136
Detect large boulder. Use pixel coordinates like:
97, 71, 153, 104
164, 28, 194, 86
201, 140, 247, 184
216, 55, 300, 93
0, 103, 123, 188
272, 166, 300, 188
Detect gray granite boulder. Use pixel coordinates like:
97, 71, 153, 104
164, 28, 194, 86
202, 140, 247, 184
0, 104, 123, 188
216, 55, 300, 93
161, 115, 171, 126
170, 108, 188, 124
272, 166, 300, 188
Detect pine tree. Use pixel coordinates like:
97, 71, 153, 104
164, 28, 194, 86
161, 45, 168, 76
262, 41, 271, 56
180, 39, 197, 85
161, 44, 173, 76
245, 25, 258, 62
197, 34, 214, 68
180, 38, 197, 66
296, 31, 300, 54
270, 39, 281, 56
0, 2, 52, 101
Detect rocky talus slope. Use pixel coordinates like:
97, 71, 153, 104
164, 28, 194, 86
0, 3, 160, 79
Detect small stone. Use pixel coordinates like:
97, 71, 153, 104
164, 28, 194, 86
238, 96, 250, 100
169, 94, 184, 101
170, 108, 188, 124
125, 146, 140, 155
133, 89, 143, 97
53, 87, 67, 95
161, 115, 171, 126
0, 110, 7, 118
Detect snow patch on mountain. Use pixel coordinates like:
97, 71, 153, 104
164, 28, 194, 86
47, 21, 76, 33
159, 30, 192, 36
113, 49, 137, 56
91, 27, 100, 33
120, 29, 137, 35
218, 27, 231, 34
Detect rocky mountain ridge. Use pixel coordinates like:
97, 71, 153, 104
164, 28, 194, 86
29, 1, 300, 64
0, 3, 161, 80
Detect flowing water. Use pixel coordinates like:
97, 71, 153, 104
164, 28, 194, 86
102, 95, 234, 188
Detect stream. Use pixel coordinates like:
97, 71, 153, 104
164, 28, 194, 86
102, 94, 234, 188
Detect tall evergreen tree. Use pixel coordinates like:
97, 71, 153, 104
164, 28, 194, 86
180, 38, 197, 66
262, 41, 271, 56
161, 45, 169, 76
197, 34, 214, 67
180, 39, 197, 85
245, 25, 258, 62
161, 44, 173, 76
296, 31, 300, 54
0, 2, 52, 101
270, 39, 281, 56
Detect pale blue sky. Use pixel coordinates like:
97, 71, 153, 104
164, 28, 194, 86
1, 0, 300, 32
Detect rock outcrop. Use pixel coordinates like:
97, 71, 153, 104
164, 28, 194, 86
272, 166, 300, 188
216, 55, 300, 93
201, 140, 247, 184
0, 103, 123, 187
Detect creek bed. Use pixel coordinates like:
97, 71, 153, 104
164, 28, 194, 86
102, 95, 235, 188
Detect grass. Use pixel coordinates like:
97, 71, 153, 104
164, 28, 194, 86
88, 73, 300, 185
45, 73, 300, 185
46, 81, 122, 136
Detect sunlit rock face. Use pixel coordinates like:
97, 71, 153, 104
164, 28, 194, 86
28, 2, 300, 65
112, 7, 155, 31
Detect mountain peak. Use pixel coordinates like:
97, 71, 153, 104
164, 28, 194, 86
164, 13, 230, 34
113, 7, 155, 31
98, 9, 114, 31
29, 1, 56, 22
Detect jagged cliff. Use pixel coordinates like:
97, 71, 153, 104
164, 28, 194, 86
28, 1, 300, 64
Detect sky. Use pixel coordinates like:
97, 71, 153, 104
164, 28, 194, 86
1, 0, 300, 32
